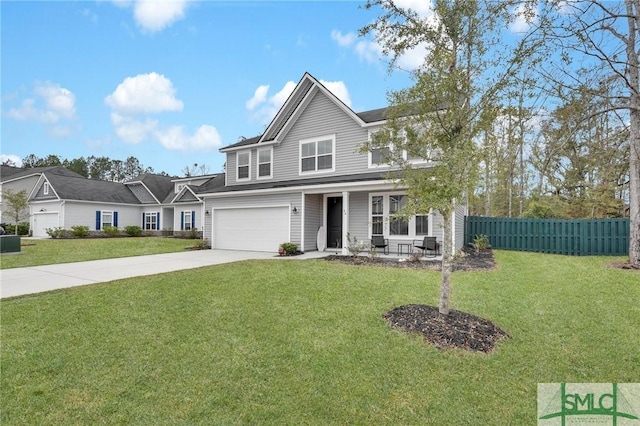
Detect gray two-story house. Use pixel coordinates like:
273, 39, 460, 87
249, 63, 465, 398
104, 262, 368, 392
199, 73, 467, 255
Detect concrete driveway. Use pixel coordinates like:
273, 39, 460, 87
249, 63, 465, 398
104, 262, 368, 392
0, 250, 327, 299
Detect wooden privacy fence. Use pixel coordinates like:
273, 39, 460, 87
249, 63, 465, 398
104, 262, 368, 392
464, 216, 630, 256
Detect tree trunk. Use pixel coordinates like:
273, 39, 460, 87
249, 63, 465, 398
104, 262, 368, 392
439, 208, 453, 315
626, 0, 640, 267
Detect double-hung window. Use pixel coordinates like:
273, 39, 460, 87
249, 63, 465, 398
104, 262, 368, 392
237, 151, 250, 181
370, 193, 429, 238
257, 148, 272, 179
102, 211, 113, 228
183, 211, 192, 231
389, 195, 408, 236
300, 134, 335, 174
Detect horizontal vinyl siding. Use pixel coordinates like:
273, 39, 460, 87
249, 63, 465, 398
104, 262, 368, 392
205, 193, 302, 247
62, 202, 140, 230
174, 203, 202, 232
454, 203, 467, 253
225, 90, 373, 187
277, 92, 370, 181
304, 194, 323, 251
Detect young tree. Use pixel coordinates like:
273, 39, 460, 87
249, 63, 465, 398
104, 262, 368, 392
2, 189, 29, 235
361, 0, 540, 314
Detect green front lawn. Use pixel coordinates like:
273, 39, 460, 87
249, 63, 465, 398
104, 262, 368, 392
0, 237, 195, 269
2, 251, 638, 424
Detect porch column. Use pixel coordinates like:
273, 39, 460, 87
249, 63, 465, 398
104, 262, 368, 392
341, 191, 349, 256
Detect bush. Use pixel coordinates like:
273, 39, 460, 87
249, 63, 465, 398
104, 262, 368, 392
472, 234, 491, 251
70, 225, 90, 238
192, 238, 210, 250
124, 225, 143, 237
46, 227, 69, 239
5, 222, 30, 236
346, 233, 368, 257
102, 226, 121, 237
278, 242, 298, 256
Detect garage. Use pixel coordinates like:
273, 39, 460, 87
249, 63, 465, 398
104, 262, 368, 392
213, 206, 289, 252
32, 212, 60, 238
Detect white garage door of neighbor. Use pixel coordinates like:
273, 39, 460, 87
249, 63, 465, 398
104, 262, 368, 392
214, 207, 289, 252
33, 212, 60, 237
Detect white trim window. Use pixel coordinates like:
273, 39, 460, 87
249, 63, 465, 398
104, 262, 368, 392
257, 147, 272, 179
43, 182, 50, 195
299, 134, 335, 174
368, 129, 392, 168
237, 151, 251, 181
369, 193, 430, 238
183, 210, 193, 231
144, 212, 158, 230
102, 211, 114, 228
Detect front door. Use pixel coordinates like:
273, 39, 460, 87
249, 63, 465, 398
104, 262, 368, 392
327, 197, 342, 249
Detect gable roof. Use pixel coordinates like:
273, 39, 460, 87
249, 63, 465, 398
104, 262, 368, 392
0, 165, 64, 183
125, 173, 174, 204
220, 73, 393, 153
41, 168, 141, 204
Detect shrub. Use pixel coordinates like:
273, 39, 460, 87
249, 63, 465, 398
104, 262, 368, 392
192, 238, 210, 250
346, 233, 368, 257
279, 242, 298, 256
472, 234, 491, 251
124, 225, 143, 237
102, 226, 121, 237
46, 227, 69, 239
70, 225, 90, 238
5, 222, 30, 236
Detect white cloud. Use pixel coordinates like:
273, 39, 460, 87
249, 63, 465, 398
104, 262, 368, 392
134, 0, 189, 33
510, 3, 538, 33
319, 80, 352, 107
395, 0, 434, 17
105, 72, 220, 150
109, 0, 189, 33
0, 154, 23, 167
156, 125, 221, 150
110, 112, 158, 144
7, 81, 77, 138
245, 85, 269, 111
105, 72, 183, 115
331, 29, 357, 47
246, 79, 352, 126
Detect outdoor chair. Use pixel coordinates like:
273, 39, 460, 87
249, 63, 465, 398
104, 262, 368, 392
371, 235, 389, 255
413, 236, 438, 258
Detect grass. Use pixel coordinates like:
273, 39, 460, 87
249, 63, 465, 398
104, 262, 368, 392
1, 251, 638, 424
0, 237, 195, 269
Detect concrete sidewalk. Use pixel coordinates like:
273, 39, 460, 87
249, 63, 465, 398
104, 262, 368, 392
1, 250, 328, 299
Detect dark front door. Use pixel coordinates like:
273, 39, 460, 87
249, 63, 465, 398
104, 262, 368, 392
327, 197, 342, 249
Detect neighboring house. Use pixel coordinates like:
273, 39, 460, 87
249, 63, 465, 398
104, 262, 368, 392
197, 73, 467, 255
1, 165, 218, 238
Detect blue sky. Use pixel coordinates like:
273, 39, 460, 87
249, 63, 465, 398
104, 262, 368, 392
1, 0, 419, 176
2, 0, 537, 177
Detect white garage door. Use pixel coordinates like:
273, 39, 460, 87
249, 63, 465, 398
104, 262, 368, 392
214, 206, 289, 252
33, 212, 60, 237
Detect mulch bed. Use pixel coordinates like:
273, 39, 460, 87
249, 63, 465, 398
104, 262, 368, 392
384, 304, 510, 353
324, 246, 496, 272
324, 248, 507, 352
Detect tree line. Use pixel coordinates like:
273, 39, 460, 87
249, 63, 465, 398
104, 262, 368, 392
2, 155, 214, 182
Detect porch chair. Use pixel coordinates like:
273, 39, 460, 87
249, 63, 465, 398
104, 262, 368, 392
371, 235, 389, 255
413, 236, 438, 258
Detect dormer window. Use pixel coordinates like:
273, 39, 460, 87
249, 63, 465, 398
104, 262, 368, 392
299, 134, 335, 175
237, 151, 251, 181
